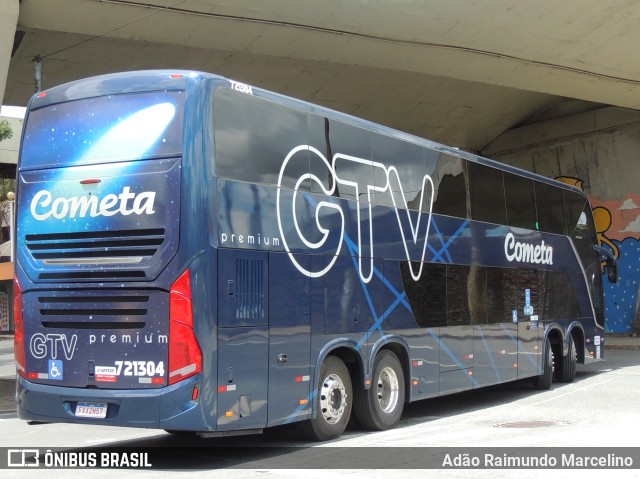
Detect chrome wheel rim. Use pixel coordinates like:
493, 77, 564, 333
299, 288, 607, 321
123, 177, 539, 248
376, 366, 399, 414
319, 373, 347, 424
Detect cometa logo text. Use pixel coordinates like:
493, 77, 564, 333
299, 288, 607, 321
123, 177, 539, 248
504, 232, 553, 265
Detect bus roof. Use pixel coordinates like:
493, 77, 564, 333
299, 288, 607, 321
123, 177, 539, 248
29, 69, 587, 200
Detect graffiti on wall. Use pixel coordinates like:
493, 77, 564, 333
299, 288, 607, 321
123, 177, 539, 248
557, 177, 639, 333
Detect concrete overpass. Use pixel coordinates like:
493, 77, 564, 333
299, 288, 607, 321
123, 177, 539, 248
0, 0, 639, 333
4, 0, 640, 151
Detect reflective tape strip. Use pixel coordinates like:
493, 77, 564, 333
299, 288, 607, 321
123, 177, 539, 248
218, 384, 237, 392
169, 363, 197, 378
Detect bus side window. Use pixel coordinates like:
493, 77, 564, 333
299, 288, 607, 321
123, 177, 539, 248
371, 135, 426, 210
309, 118, 374, 201
446, 265, 471, 326
504, 173, 537, 230
565, 190, 600, 269
486, 267, 517, 323
517, 269, 539, 316
564, 190, 587, 237
542, 271, 580, 320
535, 181, 568, 235
402, 262, 447, 328
213, 88, 308, 189
431, 154, 468, 219
467, 162, 506, 225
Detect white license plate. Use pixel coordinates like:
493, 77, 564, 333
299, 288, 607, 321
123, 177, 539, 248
75, 402, 108, 418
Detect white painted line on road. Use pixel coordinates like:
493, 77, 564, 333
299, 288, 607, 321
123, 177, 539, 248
85, 432, 161, 446
531, 375, 620, 408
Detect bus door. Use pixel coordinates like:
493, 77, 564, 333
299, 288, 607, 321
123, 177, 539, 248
267, 252, 311, 427
216, 249, 269, 431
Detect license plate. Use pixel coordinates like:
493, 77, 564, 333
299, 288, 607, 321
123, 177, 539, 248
75, 402, 108, 418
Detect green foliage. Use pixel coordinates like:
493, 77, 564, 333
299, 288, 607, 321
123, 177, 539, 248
0, 120, 12, 142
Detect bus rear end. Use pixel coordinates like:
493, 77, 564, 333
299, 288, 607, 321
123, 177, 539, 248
14, 72, 206, 430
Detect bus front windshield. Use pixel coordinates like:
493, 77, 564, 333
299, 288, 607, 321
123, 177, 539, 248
21, 90, 184, 170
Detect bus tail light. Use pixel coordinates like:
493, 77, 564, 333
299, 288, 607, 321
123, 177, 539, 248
168, 269, 202, 385
14, 276, 26, 379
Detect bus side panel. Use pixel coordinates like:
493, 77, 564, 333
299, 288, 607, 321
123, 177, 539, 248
438, 326, 474, 394
267, 252, 311, 427
216, 326, 268, 430
518, 320, 542, 378
216, 248, 269, 430
473, 325, 518, 386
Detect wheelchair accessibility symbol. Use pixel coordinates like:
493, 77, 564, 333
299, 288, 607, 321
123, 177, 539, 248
48, 360, 63, 380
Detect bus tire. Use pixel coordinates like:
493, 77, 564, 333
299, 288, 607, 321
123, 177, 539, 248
533, 338, 553, 390
354, 350, 405, 431
303, 355, 352, 441
557, 334, 577, 383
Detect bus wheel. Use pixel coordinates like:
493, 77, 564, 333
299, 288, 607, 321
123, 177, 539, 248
533, 338, 553, 390
557, 335, 577, 383
304, 355, 352, 441
354, 350, 405, 430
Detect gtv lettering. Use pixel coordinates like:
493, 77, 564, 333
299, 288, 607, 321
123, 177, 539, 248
29, 333, 78, 360
276, 145, 434, 283
30, 186, 156, 221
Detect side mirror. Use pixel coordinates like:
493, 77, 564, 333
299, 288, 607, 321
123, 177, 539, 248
594, 245, 618, 283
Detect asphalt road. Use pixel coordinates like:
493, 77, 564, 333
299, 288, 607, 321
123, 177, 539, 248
0, 348, 638, 478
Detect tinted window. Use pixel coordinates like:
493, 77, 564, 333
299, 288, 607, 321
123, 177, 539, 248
535, 182, 567, 235
564, 190, 588, 236
431, 154, 468, 219
486, 267, 517, 324
307, 116, 373, 200
22, 91, 184, 169
468, 162, 506, 224
402, 262, 447, 328
540, 271, 580, 319
447, 265, 471, 326
372, 135, 427, 210
214, 88, 308, 187
307, 114, 335, 195
468, 266, 489, 325
573, 202, 599, 271
504, 173, 537, 230
517, 269, 539, 317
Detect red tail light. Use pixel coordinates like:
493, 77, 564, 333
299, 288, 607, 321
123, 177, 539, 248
13, 276, 26, 379
168, 269, 202, 385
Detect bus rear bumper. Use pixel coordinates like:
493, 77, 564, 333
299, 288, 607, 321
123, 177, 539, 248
16, 374, 210, 431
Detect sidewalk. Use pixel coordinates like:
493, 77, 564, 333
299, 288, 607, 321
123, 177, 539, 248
605, 333, 640, 350
0, 379, 14, 414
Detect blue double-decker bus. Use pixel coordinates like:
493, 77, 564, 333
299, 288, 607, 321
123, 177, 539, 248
14, 71, 614, 441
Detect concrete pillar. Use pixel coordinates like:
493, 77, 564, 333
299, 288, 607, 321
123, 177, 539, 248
0, 0, 20, 106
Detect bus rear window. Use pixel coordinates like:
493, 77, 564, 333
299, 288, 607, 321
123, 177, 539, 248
21, 91, 184, 169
